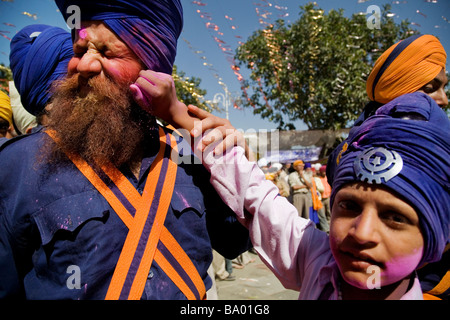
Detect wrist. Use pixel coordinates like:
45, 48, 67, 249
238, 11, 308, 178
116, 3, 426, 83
162, 101, 198, 131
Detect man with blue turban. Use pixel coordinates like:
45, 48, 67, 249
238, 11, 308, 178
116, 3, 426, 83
0, 0, 251, 300
57, 0, 182, 75
9, 24, 73, 119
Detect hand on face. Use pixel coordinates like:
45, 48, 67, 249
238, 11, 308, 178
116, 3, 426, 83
130, 69, 204, 132
130, 70, 176, 115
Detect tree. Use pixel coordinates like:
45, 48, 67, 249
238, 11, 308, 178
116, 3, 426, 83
173, 65, 218, 113
235, 3, 419, 130
0, 64, 13, 95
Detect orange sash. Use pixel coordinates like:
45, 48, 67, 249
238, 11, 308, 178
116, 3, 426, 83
46, 128, 206, 300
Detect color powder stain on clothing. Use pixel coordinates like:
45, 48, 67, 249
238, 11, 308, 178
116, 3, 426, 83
175, 190, 190, 208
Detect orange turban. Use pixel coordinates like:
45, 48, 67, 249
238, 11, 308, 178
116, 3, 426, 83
366, 34, 446, 104
293, 160, 304, 167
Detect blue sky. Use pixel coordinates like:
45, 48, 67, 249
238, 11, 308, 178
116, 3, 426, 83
1, 0, 449, 131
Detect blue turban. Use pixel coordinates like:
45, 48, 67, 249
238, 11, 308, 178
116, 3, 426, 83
330, 92, 449, 265
9, 25, 73, 116
55, 0, 183, 74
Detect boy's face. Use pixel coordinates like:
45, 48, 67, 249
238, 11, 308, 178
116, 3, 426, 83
329, 182, 424, 290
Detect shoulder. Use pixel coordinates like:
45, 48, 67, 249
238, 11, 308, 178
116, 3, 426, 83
0, 130, 51, 188
0, 128, 47, 156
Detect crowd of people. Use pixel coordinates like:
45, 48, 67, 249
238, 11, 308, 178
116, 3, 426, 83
260, 160, 331, 233
0, 0, 448, 301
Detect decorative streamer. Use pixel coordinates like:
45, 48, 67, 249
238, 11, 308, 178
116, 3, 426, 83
182, 37, 227, 92
191, 0, 250, 108
0, 29, 11, 40
187, 0, 446, 114
416, 10, 427, 18
22, 12, 37, 20
306, 8, 323, 105
190, 0, 296, 109
252, 0, 282, 106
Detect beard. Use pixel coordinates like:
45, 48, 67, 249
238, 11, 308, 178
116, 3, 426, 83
45, 73, 156, 168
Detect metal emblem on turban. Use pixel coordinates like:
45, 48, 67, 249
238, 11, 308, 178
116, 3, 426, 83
354, 147, 403, 184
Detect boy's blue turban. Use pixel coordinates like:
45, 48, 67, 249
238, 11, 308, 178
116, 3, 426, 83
55, 0, 183, 74
330, 92, 450, 265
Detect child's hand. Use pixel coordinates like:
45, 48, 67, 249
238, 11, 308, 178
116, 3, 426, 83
187, 105, 255, 161
130, 70, 198, 130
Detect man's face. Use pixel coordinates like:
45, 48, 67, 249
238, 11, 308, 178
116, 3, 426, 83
295, 163, 304, 172
46, 21, 155, 168
68, 21, 144, 94
417, 68, 448, 108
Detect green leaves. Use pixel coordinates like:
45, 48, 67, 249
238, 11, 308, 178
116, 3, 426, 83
235, 3, 418, 130
0, 64, 13, 95
173, 65, 216, 113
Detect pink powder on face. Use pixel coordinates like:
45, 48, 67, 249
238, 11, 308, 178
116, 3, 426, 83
78, 28, 87, 40
381, 246, 423, 285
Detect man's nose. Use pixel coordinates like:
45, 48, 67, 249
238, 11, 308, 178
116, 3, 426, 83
76, 50, 102, 79
434, 88, 449, 108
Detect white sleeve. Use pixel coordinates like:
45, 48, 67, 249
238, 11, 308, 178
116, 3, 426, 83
199, 144, 318, 290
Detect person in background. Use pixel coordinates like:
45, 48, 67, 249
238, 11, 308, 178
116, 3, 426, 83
288, 160, 312, 218
9, 24, 73, 128
257, 158, 270, 173
269, 163, 290, 198
305, 163, 324, 226
8, 82, 37, 135
328, 34, 447, 183
317, 165, 331, 233
283, 162, 294, 204
416, 244, 449, 300
0, 91, 15, 141
327, 33, 448, 300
